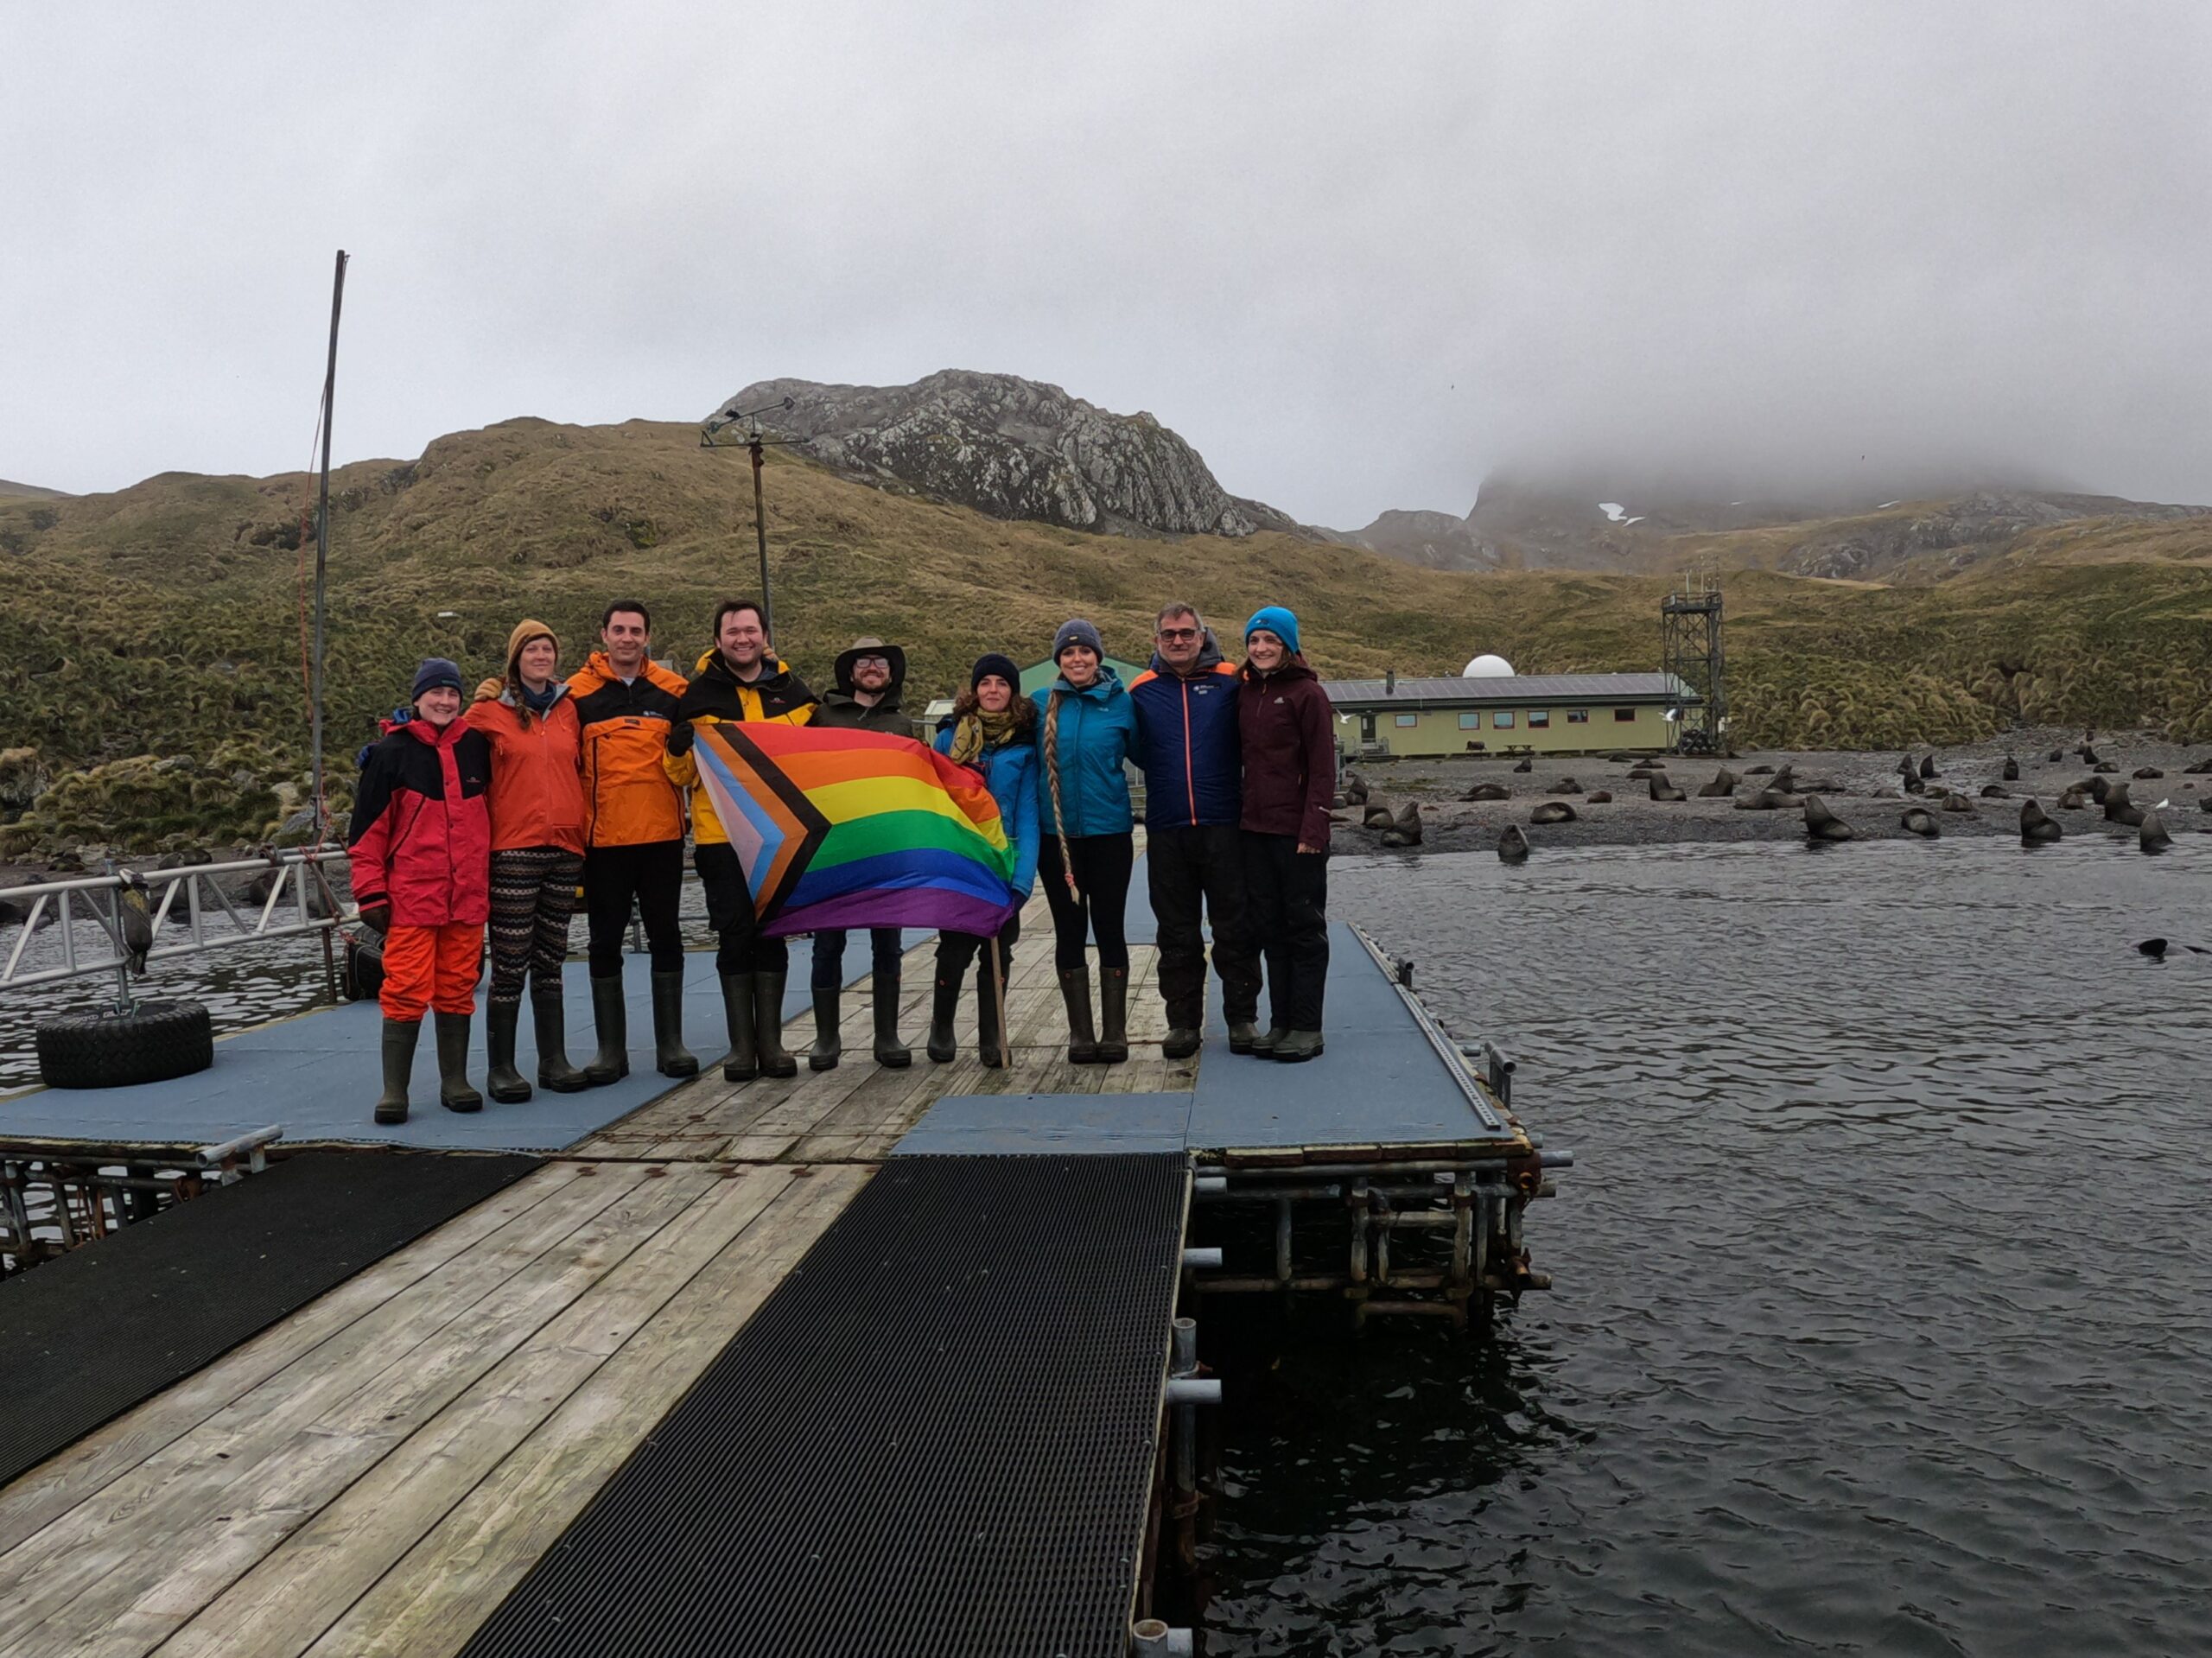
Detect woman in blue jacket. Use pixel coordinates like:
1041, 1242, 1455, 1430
930, 653, 1041, 1067
1033, 619, 1139, 1064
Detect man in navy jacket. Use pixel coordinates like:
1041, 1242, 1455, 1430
1128, 601, 1262, 1056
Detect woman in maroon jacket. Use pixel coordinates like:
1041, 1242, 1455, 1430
1236, 606, 1337, 1064
350, 658, 494, 1125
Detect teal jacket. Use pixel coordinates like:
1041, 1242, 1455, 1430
1031, 670, 1136, 837
933, 723, 1041, 901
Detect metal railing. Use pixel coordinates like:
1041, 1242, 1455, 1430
0, 847, 352, 1000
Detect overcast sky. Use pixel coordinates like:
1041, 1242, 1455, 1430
4, 3, 2209, 524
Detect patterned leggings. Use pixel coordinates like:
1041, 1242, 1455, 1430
488, 846, 583, 1005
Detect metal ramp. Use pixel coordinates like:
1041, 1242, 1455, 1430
458, 1152, 1192, 1658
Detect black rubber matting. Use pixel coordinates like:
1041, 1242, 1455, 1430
0, 1149, 539, 1489
461, 1152, 1189, 1658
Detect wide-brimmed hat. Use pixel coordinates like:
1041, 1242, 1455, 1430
835, 635, 906, 689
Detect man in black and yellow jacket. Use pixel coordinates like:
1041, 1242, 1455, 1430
664, 599, 816, 1081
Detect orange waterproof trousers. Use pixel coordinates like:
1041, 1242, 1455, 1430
378, 922, 484, 1021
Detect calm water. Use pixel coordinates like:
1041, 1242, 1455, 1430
1205, 837, 2210, 1656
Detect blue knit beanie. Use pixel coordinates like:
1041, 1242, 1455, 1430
1052, 618, 1104, 662
1243, 605, 1301, 656
411, 657, 464, 699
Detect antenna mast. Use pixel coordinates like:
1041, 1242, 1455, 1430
702, 396, 797, 641
310, 251, 348, 836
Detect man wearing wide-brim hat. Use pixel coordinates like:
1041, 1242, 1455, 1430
805, 637, 914, 1070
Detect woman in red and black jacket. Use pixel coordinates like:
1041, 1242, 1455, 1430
1236, 606, 1338, 1064
349, 657, 493, 1125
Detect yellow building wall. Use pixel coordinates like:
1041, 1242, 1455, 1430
1333, 702, 1675, 757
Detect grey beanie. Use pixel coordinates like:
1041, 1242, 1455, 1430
1052, 618, 1104, 661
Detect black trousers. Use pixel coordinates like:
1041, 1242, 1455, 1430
934, 913, 1020, 983
1038, 833, 1135, 973
810, 928, 906, 990
1147, 824, 1261, 1027
1243, 831, 1328, 1032
582, 840, 685, 978
694, 842, 789, 977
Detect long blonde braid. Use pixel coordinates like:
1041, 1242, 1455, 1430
1043, 689, 1077, 893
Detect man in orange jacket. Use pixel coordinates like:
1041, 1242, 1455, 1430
567, 599, 698, 1083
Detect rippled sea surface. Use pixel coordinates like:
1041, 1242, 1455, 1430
1204, 837, 2211, 1657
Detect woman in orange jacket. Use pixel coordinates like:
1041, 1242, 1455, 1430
466, 619, 590, 1102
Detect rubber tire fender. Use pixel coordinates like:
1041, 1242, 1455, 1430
35, 1000, 215, 1089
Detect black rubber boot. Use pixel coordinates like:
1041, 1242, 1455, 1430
926, 973, 959, 1064
808, 985, 842, 1071
1058, 968, 1100, 1064
753, 971, 798, 1079
434, 1011, 483, 1113
651, 971, 698, 1078
583, 975, 628, 1085
1250, 1025, 1287, 1059
720, 972, 759, 1083
872, 969, 912, 1068
1096, 967, 1130, 1064
975, 956, 1007, 1069
1163, 1022, 1202, 1060
532, 994, 588, 1093
374, 1019, 418, 1124
1226, 1020, 1262, 1055
485, 1000, 531, 1103
1274, 1029, 1325, 1064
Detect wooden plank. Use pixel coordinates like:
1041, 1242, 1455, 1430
156, 1166, 795, 1658
0, 1163, 585, 1558
300, 1164, 873, 1658
0, 1165, 671, 1657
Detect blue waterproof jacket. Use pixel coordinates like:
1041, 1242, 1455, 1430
935, 724, 1042, 901
1031, 670, 1137, 837
1128, 631, 1241, 830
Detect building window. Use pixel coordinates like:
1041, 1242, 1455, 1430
1528, 709, 1550, 728
1494, 711, 1515, 729
1613, 707, 1637, 721
1395, 713, 1418, 727
1458, 712, 1482, 729
1567, 708, 1589, 723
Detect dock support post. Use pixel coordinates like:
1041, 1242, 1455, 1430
1171, 1316, 1198, 1499
1274, 1197, 1293, 1288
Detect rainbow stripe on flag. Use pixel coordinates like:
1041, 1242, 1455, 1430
690, 721, 1022, 938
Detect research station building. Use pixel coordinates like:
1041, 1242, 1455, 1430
1325, 655, 1700, 759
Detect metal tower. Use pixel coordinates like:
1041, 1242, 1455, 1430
1661, 560, 1726, 754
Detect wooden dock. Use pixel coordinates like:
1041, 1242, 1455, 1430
0, 882, 1554, 1655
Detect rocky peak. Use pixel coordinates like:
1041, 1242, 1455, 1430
715, 369, 1261, 537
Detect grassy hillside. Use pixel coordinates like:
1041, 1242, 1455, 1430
2, 417, 2208, 854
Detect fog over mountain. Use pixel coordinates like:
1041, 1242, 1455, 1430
3, 5, 2208, 524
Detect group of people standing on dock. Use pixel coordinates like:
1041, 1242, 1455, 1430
346, 597, 1336, 1125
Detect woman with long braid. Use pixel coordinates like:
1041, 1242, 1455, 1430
1033, 619, 1139, 1063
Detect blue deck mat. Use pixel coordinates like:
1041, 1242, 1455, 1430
0, 939, 924, 1155
893, 1091, 1194, 1156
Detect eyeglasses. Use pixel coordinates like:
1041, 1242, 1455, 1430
853, 655, 889, 668
1156, 628, 1200, 642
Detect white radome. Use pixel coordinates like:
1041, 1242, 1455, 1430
1462, 653, 1516, 678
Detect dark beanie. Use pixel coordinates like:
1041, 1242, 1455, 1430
412, 657, 464, 699
1052, 618, 1104, 661
971, 652, 1020, 692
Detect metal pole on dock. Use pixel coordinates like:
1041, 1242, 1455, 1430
748, 429, 772, 642
309, 250, 349, 840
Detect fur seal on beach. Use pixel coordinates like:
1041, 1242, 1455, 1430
1802, 795, 1854, 841
1897, 754, 1916, 778
1649, 774, 1687, 802
2085, 776, 2111, 804
2139, 811, 2171, 853
2185, 757, 2212, 775
1529, 801, 1577, 824
2133, 766, 2164, 780
1697, 769, 1737, 797
2019, 800, 2063, 844
1497, 824, 1530, 863
1744, 764, 1774, 775
2104, 783, 2145, 827
2002, 755, 2020, 781
1363, 803, 1395, 828
1513, 756, 1534, 773
1980, 784, 2010, 798
1552, 778, 1581, 794
1919, 755, 1938, 779
1586, 790, 1612, 803
1939, 792, 1974, 813
1462, 782, 1510, 802
1902, 772, 1926, 796
1901, 807, 1940, 837
1342, 772, 1370, 804
2056, 786, 2088, 810
2093, 761, 2120, 773
2079, 744, 2101, 765
2049, 747, 2066, 762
